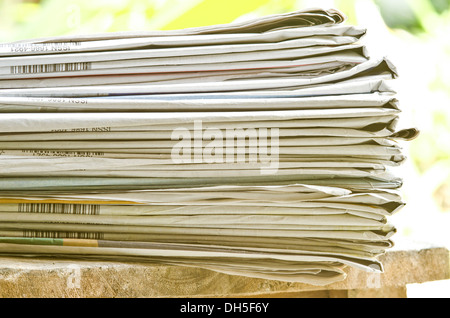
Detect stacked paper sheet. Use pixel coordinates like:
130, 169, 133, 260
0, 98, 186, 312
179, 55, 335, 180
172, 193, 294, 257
0, 8, 418, 286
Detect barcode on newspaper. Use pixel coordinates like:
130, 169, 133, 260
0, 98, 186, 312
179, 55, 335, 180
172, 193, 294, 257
23, 230, 103, 239
18, 203, 100, 215
11, 62, 91, 74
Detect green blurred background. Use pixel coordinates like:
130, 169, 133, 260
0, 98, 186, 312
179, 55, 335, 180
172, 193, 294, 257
0, 0, 449, 295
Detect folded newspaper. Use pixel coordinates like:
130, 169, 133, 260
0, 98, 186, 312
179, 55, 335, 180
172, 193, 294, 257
0, 8, 418, 286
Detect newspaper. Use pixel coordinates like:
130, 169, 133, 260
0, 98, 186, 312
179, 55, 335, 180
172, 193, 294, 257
0, 125, 405, 140
0, 108, 400, 133
0, 78, 395, 102
0, 63, 352, 90
0, 7, 419, 286
0, 92, 397, 112
0, 25, 365, 57
0, 37, 365, 67
0, 241, 353, 284
7, 8, 346, 44
0, 175, 404, 192
0, 47, 368, 80
0, 57, 395, 96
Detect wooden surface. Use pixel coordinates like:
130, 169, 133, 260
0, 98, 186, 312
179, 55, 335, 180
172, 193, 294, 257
0, 239, 448, 298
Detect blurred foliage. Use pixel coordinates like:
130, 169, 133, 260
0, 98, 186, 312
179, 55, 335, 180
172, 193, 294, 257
0, 0, 449, 215
374, 0, 426, 33
412, 110, 450, 173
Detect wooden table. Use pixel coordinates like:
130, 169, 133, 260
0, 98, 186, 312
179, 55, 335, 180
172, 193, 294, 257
0, 239, 448, 298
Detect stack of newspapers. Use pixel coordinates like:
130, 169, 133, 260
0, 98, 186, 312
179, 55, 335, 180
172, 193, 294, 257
0, 8, 417, 286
